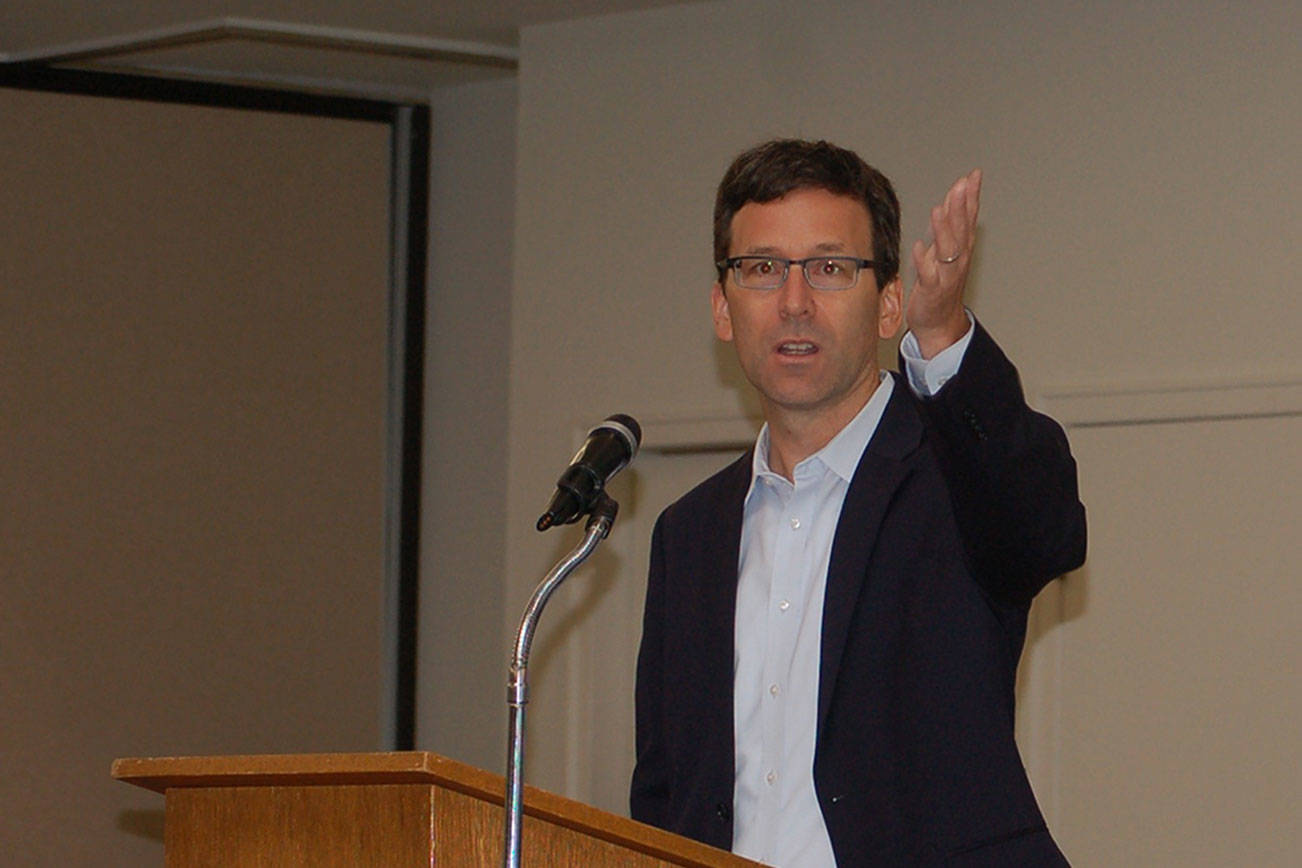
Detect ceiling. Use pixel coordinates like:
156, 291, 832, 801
0, 1, 705, 99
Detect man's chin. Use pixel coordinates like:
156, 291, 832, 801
753, 371, 881, 422
757, 386, 835, 416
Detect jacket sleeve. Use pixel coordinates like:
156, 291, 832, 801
629, 512, 671, 826
905, 319, 1087, 605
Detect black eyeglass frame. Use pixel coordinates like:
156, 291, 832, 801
715, 255, 880, 290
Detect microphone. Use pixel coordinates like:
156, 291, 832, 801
536, 415, 641, 531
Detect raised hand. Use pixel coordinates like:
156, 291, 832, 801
907, 168, 981, 358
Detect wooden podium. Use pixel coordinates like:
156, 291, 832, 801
113, 752, 763, 866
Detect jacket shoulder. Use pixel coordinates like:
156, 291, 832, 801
657, 449, 751, 529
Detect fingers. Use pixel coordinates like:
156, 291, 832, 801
912, 168, 983, 289
931, 169, 981, 267
930, 202, 958, 266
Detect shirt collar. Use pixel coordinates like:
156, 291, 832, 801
747, 372, 895, 495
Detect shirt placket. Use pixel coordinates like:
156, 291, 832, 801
760, 470, 815, 847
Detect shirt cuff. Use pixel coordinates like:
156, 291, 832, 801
900, 310, 976, 397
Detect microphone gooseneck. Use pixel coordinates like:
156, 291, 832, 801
506, 417, 639, 867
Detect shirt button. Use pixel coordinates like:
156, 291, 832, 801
769, 683, 780, 697
789, 517, 801, 530
778, 599, 790, 612
765, 771, 776, 785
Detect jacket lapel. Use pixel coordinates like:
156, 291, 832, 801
697, 448, 752, 669
817, 376, 923, 736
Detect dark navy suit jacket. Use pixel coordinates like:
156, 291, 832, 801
631, 322, 1086, 865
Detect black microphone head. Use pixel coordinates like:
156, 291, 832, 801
599, 414, 642, 457
537, 414, 641, 532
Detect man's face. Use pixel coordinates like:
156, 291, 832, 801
711, 187, 902, 426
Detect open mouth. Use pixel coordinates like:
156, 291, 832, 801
777, 341, 818, 356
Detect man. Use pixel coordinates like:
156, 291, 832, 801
630, 139, 1086, 866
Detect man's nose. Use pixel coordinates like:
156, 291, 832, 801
778, 266, 813, 318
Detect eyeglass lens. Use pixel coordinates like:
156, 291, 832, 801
732, 257, 861, 290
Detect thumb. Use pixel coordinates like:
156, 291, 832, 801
910, 239, 932, 290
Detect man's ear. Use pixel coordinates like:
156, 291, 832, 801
711, 282, 734, 342
878, 276, 903, 339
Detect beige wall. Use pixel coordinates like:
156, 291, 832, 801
451, 0, 1301, 863
0, 87, 394, 864
1, 75, 515, 865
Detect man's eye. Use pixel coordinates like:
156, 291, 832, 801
819, 260, 844, 275
756, 260, 775, 275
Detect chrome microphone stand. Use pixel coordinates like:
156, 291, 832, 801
503, 493, 619, 868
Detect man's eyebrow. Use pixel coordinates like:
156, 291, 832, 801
738, 242, 853, 256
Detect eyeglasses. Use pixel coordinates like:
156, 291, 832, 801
716, 255, 879, 291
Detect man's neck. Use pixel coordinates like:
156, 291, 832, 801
761, 370, 884, 481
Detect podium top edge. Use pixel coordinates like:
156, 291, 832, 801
111, 751, 493, 795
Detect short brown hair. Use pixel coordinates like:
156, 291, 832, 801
713, 139, 900, 289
